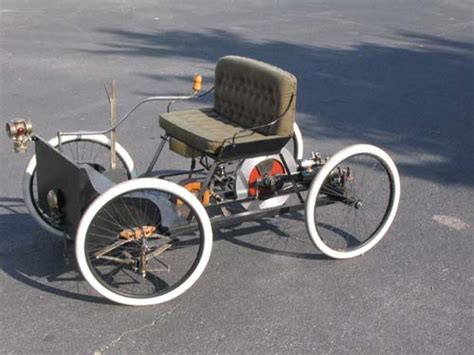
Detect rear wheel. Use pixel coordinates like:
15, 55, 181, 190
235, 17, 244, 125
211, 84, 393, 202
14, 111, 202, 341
23, 135, 136, 238
292, 122, 304, 161
305, 145, 400, 259
75, 178, 212, 306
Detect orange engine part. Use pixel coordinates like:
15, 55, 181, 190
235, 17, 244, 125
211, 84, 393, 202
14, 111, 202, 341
248, 159, 285, 197
178, 180, 211, 206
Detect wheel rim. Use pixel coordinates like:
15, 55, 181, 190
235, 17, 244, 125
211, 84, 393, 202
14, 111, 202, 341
81, 183, 209, 300
292, 122, 304, 161
29, 138, 132, 232
314, 153, 394, 252
305, 145, 400, 259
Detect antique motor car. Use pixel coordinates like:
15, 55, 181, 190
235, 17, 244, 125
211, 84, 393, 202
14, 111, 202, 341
5, 56, 400, 306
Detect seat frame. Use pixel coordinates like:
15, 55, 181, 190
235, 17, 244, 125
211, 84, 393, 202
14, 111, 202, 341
142, 133, 303, 209
146, 85, 300, 206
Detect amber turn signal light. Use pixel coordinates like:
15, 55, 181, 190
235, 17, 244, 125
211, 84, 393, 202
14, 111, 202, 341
193, 74, 202, 92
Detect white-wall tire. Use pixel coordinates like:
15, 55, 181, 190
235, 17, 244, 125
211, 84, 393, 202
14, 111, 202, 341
75, 178, 213, 306
305, 144, 400, 259
292, 122, 304, 161
23, 134, 136, 237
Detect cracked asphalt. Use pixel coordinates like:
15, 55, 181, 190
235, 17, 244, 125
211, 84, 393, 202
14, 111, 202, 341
1, 0, 473, 353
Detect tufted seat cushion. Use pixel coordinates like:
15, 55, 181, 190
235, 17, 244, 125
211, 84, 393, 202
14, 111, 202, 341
159, 108, 289, 158
214, 56, 297, 137
159, 56, 297, 159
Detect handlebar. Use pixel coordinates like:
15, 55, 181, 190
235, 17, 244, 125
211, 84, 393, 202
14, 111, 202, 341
57, 74, 213, 139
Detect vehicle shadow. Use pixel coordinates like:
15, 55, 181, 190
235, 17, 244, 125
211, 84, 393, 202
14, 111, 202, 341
217, 214, 330, 260
82, 28, 474, 188
0, 198, 327, 303
0, 199, 112, 305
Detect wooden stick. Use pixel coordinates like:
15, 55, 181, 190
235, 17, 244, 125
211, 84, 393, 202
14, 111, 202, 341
110, 80, 117, 170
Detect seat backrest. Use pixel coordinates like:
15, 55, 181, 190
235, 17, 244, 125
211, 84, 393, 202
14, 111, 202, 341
214, 56, 297, 137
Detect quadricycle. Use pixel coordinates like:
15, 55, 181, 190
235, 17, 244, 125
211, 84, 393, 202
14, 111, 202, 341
5, 56, 400, 306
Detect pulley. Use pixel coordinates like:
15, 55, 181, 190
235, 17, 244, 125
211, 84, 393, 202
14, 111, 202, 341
234, 148, 297, 210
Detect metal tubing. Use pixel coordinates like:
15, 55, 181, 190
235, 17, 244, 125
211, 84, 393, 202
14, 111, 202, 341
143, 135, 168, 177
157, 168, 205, 179
57, 87, 214, 139
205, 186, 307, 209
279, 153, 305, 203
59, 93, 199, 138
197, 161, 219, 201
57, 131, 62, 151
168, 202, 305, 236
110, 80, 117, 169
188, 158, 196, 179
211, 202, 304, 229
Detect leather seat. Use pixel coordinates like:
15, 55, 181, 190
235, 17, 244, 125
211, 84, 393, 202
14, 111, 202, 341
159, 56, 297, 160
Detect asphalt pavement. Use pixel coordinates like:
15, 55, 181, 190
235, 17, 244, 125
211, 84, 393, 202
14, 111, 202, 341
1, 0, 473, 353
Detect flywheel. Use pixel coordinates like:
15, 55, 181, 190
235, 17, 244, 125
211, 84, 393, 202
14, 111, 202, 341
234, 148, 297, 210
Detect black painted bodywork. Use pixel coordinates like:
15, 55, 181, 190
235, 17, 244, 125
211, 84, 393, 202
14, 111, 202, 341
34, 136, 109, 237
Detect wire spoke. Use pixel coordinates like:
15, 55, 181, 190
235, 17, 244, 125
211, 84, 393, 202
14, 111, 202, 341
313, 152, 395, 254
83, 187, 205, 299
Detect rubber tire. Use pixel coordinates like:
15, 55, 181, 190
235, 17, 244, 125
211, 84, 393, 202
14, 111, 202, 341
75, 178, 213, 306
23, 134, 137, 237
292, 122, 304, 161
305, 144, 401, 259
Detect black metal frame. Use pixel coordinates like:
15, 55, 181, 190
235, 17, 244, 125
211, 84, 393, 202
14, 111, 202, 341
167, 194, 337, 236
130, 126, 335, 235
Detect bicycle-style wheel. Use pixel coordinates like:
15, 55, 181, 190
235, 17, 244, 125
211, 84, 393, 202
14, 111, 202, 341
75, 178, 212, 306
291, 122, 304, 161
305, 144, 400, 259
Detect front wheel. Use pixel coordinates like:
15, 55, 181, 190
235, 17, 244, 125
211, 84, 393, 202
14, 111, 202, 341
75, 178, 213, 306
305, 144, 400, 259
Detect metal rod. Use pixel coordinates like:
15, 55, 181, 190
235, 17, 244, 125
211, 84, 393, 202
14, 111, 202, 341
168, 202, 306, 236
197, 161, 219, 201
145, 243, 173, 261
189, 158, 196, 179
211, 202, 305, 229
167, 194, 337, 236
94, 238, 130, 258
204, 186, 308, 209
59, 93, 198, 138
110, 80, 117, 169
57, 87, 214, 139
158, 168, 205, 179
143, 135, 168, 177
57, 131, 62, 151
280, 153, 305, 203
